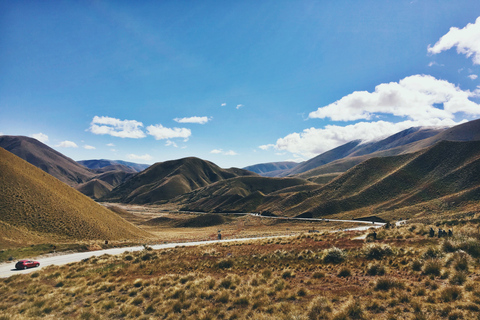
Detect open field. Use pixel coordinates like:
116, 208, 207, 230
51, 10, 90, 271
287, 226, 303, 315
1, 222, 480, 319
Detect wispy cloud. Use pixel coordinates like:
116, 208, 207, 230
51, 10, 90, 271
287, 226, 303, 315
165, 140, 178, 148
210, 149, 237, 156
31, 133, 49, 143
107, 143, 115, 147
56, 140, 78, 148
174, 116, 211, 124
236, 104, 244, 109
83, 145, 96, 150
428, 16, 480, 64
469, 74, 478, 80
127, 154, 153, 161
146, 124, 191, 141
221, 103, 226, 107
88, 116, 146, 138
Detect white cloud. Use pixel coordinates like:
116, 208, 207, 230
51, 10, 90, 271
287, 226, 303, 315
428, 16, 480, 64
83, 145, 96, 150
165, 140, 178, 148
308, 75, 480, 122
31, 133, 49, 143
89, 116, 146, 138
174, 116, 211, 124
224, 150, 238, 156
236, 104, 244, 109
56, 140, 78, 148
127, 154, 153, 161
263, 74, 480, 159
210, 149, 237, 156
221, 103, 227, 107
469, 74, 478, 80
266, 119, 462, 159
107, 143, 115, 147
147, 124, 191, 141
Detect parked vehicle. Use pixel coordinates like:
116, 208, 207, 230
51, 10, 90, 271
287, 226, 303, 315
15, 260, 40, 270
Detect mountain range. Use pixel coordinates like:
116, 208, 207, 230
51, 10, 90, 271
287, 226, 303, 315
3, 118, 480, 227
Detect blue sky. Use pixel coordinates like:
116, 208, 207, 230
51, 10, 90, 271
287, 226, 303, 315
1, 1, 480, 168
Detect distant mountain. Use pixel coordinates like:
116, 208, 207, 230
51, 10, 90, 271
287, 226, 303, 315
0, 147, 149, 247
0, 135, 95, 186
281, 127, 444, 178
243, 161, 299, 176
101, 157, 257, 204
78, 159, 150, 172
294, 119, 480, 180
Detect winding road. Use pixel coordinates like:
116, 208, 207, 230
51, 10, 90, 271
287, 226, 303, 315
0, 215, 387, 278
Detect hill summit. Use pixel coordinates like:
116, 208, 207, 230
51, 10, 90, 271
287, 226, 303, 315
102, 157, 257, 204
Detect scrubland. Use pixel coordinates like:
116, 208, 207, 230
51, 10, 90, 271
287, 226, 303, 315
1, 222, 480, 320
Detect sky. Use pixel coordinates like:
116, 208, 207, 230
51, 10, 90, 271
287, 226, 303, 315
1, 1, 480, 168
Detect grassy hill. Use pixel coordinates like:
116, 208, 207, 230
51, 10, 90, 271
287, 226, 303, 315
0, 147, 150, 248
172, 140, 480, 219
102, 157, 257, 204
0, 135, 95, 186
177, 175, 319, 213
287, 140, 480, 218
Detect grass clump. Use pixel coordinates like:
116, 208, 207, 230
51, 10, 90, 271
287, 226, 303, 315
323, 247, 347, 264
362, 243, 393, 260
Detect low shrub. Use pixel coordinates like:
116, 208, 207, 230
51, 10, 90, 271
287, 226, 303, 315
440, 286, 462, 302
422, 259, 442, 276
307, 296, 333, 320
362, 243, 393, 260
367, 263, 386, 276
374, 277, 403, 291
323, 247, 347, 264
337, 267, 352, 278
449, 271, 467, 285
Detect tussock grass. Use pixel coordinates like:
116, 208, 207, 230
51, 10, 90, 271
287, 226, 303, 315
1, 224, 480, 319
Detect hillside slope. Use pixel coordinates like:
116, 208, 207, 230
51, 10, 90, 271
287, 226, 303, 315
287, 140, 480, 217
102, 157, 257, 204
292, 120, 480, 180
282, 127, 443, 178
178, 175, 317, 213
0, 147, 149, 246
0, 136, 95, 186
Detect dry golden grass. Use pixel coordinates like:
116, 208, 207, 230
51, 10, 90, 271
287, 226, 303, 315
0, 148, 150, 248
1, 224, 480, 319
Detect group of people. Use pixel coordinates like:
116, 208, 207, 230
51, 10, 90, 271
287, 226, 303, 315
429, 227, 452, 238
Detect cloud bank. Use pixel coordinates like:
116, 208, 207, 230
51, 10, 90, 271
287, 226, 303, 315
263, 74, 479, 159
428, 16, 480, 64
89, 116, 146, 138
308, 75, 480, 122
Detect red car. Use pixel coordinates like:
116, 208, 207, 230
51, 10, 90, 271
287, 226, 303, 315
15, 260, 40, 270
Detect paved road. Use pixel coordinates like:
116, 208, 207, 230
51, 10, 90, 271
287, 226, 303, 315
0, 218, 386, 279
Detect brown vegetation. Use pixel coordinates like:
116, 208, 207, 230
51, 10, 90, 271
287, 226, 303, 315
1, 223, 480, 319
